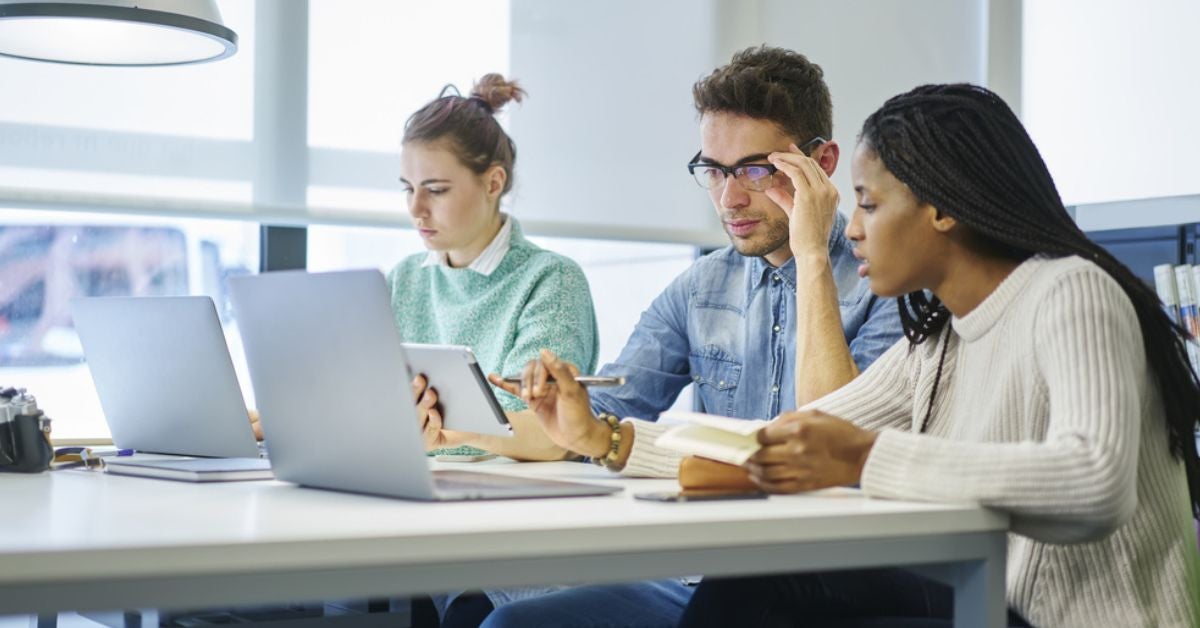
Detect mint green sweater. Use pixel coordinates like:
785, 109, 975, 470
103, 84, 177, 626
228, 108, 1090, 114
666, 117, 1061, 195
386, 218, 599, 419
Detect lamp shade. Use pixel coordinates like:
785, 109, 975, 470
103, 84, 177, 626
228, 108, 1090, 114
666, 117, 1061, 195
0, 0, 237, 66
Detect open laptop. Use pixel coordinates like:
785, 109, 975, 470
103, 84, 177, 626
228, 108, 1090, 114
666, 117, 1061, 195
71, 296, 262, 459
228, 269, 621, 501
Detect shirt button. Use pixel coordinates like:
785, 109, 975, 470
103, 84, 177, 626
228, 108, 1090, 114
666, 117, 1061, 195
772, 274, 781, 283
771, 385, 780, 393
773, 324, 781, 333
718, 380, 725, 387
693, 375, 701, 382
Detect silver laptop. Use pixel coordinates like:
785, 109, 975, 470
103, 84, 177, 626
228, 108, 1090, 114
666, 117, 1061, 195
71, 296, 262, 459
228, 269, 621, 501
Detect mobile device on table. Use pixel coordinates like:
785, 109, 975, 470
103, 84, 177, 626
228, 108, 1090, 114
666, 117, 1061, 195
634, 489, 768, 502
500, 375, 626, 387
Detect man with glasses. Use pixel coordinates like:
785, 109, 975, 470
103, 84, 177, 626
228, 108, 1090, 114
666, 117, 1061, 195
474, 45, 903, 628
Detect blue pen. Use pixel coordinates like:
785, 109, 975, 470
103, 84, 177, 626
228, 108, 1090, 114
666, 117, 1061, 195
78, 448, 134, 464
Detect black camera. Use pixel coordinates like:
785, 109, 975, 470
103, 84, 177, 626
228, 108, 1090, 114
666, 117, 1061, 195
0, 387, 53, 473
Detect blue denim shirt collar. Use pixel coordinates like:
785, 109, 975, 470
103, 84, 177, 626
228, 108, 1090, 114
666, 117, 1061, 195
744, 212, 849, 309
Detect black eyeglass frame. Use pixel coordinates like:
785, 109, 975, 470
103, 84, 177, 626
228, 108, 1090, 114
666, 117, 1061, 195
686, 136, 827, 189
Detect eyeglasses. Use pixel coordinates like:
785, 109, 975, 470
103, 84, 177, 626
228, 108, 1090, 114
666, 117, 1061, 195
687, 136, 826, 191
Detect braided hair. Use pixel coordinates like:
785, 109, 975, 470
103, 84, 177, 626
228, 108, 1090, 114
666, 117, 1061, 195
860, 83, 1200, 517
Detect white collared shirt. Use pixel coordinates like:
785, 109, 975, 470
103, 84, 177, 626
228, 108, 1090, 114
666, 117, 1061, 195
420, 213, 513, 277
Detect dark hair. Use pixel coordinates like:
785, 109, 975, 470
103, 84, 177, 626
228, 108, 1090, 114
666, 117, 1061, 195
692, 45, 833, 143
860, 83, 1200, 516
403, 73, 526, 196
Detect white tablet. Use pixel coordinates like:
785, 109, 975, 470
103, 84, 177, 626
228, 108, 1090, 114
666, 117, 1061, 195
401, 343, 512, 438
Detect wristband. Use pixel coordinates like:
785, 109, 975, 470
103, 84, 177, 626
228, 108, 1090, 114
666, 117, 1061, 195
591, 412, 622, 470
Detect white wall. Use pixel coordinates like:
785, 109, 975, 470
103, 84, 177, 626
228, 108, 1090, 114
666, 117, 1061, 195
755, 0, 989, 218
508, 0, 726, 246
510, 0, 992, 238
1024, 0, 1200, 208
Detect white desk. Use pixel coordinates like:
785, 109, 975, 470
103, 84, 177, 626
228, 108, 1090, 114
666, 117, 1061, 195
0, 461, 1009, 628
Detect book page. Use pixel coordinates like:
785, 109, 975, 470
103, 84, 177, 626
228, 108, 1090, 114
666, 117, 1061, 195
658, 410, 768, 436
655, 424, 763, 466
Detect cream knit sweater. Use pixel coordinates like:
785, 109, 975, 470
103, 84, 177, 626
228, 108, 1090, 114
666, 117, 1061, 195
622, 255, 1200, 627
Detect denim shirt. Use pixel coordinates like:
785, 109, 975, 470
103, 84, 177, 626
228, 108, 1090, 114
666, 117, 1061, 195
591, 213, 902, 422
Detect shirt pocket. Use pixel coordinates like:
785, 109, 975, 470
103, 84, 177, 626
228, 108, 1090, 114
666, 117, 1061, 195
688, 346, 743, 416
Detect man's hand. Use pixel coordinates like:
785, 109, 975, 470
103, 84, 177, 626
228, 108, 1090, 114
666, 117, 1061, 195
412, 374, 473, 451
766, 143, 839, 259
488, 349, 611, 458
743, 409, 877, 493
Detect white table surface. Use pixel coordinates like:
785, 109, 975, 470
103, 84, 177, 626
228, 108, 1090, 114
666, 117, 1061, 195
0, 459, 1010, 627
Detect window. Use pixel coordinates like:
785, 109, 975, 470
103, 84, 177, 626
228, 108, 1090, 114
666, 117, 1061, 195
0, 209, 258, 440
307, 0, 511, 216
0, 1, 255, 204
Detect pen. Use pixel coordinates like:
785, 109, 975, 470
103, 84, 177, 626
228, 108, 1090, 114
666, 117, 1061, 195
500, 375, 625, 388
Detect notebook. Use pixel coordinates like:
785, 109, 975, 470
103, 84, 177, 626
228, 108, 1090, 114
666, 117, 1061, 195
103, 457, 273, 482
654, 410, 768, 465
228, 269, 622, 501
70, 296, 263, 459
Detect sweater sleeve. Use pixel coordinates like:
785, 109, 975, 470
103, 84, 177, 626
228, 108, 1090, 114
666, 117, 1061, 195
803, 335, 915, 432
496, 257, 600, 411
616, 333, 917, 478
861, 269, 1143, 543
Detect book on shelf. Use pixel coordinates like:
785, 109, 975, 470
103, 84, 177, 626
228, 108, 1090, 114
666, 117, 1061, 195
1154, 263, 1182, 325
1154, 263, 1200, 373
103, 457, 273, 482
653, 410, 768, 466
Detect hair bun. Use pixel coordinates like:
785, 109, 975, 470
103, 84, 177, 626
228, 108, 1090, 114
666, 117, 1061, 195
470, 73, 526, 113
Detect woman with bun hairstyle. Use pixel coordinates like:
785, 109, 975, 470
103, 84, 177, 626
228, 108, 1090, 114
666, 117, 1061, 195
391, 74, 598, 626
394, 74, 599, 460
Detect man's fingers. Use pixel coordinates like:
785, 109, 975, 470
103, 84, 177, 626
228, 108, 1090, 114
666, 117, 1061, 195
768, 154, 813, 190
765, 186, 794, 215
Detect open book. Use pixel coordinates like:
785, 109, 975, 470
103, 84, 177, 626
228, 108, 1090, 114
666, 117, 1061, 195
654, 411, 768, 465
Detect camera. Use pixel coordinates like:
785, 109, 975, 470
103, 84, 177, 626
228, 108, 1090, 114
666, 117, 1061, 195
0, 387, 53, 473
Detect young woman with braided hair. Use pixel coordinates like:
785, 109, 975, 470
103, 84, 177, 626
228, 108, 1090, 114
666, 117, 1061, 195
678, 83, 1200, 627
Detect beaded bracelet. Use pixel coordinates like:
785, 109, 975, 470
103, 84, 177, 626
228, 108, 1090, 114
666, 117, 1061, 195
591, 413, 622, 470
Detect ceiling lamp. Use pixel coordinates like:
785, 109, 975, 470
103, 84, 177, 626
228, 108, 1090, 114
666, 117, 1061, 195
0, 1, 237, 66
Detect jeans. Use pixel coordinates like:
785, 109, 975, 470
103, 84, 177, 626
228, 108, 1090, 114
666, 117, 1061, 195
677, 568, 1032, 628
480, 579, 694, 628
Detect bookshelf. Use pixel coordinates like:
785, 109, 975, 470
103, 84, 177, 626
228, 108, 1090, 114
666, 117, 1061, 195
1085, 206, 1200, 446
